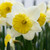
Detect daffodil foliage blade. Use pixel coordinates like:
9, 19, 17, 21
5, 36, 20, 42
0, 32, 3, 50
39, 29, 44, 50
47, 25, 50, 50
24, 40, 33, 50
44, 23, 50, 50
32, 34, 38, 50
7, 42, 10, 50
15, 35, 34, 50
2, 26, 5, 50
15, 36, 25, 50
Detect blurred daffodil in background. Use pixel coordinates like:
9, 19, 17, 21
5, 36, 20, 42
5, 28, 15, 50
5, 28, 24, 50
37, 2, 46, 27
0, 0, 24, 26
46, 2, 50, 23
6, 2, 42, 41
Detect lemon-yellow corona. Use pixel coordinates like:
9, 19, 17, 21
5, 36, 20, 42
37, 13, 46, 26
5, 34, 11, 47
0, 2, 13, 17
12, 14, 33, 34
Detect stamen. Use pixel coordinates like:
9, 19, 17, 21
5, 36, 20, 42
22, 20, 27, 24
6, 7, 10, 11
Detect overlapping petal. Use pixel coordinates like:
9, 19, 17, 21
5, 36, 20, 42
38, 2, 46, 13
31, 21, 42, 32
46, 10, 50, 22
11, 27, 21, 38
0, 17, 6, 26
25, 6, 40, 20
22, 30, 35, 40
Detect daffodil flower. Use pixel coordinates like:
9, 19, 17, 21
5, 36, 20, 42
5, 28, 23, 50
0, 0, 24, 26
46, 10, 50, 23
48, 1, 50, 9
37, 2, 46, 26
46, 2, 50, 23
5, 28, 15, 50
7, 2, 42, 40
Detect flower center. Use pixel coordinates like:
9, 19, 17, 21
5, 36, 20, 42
37, 13, 46, 26
12, 14, 33, 34
6, 7, 10, 11
22, 20, 27, 24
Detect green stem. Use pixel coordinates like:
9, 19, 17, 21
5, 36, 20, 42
25, 40, 33, 50
32, 33, 37, 50
2, 26, 5, 50
37, 32, 40, 50
15, 35, 33, 50
7, 42, 10, 50
15, 36, 25, 50
45, 23, 49, 50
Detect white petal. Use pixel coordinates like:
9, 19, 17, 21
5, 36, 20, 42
5, 47, 6, 50
11, 27, 21, 38
6, 13, 13, 26
48, 1, 50, 8
0, 0, 4, 4
31, 21, 42, 32
38, 2, 46, 13
36, 32, 39, 36
7, 28, 12, 34
4, 0, 24, 7
0, 17, 6, 26
12, 2, 25, 14
7, 28, 13, 38
46, 10, 50, 22
13, 1, 24, 7
25, 6, 40, 21
9, 39, 15, 50
4, 0, 15, 3
10, 39, 14, 46
22, 30, 35, 40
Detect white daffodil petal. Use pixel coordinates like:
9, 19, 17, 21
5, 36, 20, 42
0, 17, 6, 26
4, 0, 14, 2
46, 18, 50, 22
36, 32, 39, 36
12, 3, 25, 14
11, 27, 21, 38
7, 28, 12, 35
5, 47, 6, 50
25, 6, 40, 21
13, 1, 24, 7
0, 0, 4, 4
4, 0, 24, 7
46, 10, 50, 22
10, 39, 14, 46
48, 1, 50, 8
46, 11, 50, 18
38, 2, 46, 13
32, 21, 42, 32
6, 13, 14, 26
22, 30, 35, 40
